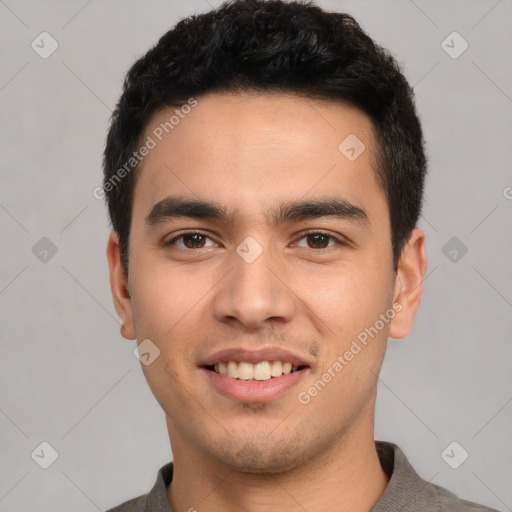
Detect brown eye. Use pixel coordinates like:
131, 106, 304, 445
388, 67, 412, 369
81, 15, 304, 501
182, 233, 207, 248
306, 233, 331, 249
295, 231, 340, 250
167, 232, 215, 249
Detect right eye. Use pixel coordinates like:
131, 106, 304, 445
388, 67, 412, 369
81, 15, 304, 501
165, 231, 217, 249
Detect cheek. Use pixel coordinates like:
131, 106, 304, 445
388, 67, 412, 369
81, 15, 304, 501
129, 260, 218, 382
302, 270, 391, 409
298, 263, 391, 338
129, 265, 204, 412
130, 259, 207, 337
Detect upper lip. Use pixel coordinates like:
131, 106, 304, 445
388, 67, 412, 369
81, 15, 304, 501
200, 347, 313, 368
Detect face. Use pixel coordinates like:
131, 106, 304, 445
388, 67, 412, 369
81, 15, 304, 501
108, 92, 426, 473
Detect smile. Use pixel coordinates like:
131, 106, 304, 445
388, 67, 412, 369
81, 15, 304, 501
206, 360, 308, 381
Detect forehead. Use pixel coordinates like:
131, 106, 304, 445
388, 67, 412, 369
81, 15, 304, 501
132, 92, 385, 224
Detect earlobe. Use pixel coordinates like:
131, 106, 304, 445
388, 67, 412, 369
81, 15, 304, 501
388, 228, 427, 340
120, 323, 134, 339
106, 231, 136, 340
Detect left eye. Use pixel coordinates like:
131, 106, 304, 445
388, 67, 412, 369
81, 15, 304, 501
294, 232, 340, 249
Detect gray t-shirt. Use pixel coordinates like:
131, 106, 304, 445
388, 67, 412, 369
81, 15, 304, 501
106, 441, 499, 511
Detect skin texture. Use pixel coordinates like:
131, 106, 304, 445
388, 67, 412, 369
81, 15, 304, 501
107, 92, 427, 512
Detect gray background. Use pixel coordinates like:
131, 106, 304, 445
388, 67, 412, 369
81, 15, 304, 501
0, 0, 511, 510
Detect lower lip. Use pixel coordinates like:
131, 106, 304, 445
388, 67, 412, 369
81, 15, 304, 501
201, 367, 309, 402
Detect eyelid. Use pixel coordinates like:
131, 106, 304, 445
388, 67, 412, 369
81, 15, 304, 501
165, 230, 218, 248
291, 229, 349, 248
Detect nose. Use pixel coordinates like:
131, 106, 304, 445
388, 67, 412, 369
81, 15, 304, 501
212, 243, 296, 329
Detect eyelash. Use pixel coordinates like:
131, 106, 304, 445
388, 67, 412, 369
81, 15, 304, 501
164, 230, 347, 251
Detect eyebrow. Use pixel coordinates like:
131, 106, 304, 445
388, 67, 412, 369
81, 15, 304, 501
145, 195, 369, 228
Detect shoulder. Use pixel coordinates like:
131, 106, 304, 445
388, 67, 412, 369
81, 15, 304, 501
420, 481, 500, 511
105, 494, 147, 512
104, 461, 174, 512
374, 441, 500, 512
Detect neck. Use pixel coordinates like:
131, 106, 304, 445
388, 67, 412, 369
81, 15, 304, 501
166, 415, 389, 512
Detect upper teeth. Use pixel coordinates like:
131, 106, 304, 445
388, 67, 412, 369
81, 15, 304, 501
214, 361, 298, 380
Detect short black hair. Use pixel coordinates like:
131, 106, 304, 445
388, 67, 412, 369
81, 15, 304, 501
103, 0, 427, 273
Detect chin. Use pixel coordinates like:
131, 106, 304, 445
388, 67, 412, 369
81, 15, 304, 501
213, 437, 312, 475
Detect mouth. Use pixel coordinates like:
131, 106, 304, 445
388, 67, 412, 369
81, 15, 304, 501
203, 360, 309, 381
199, 348, 312, 402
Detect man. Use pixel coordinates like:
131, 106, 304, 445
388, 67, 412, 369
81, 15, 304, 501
103, 1, 498, 510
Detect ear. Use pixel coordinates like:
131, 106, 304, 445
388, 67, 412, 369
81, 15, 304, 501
106, 231, 136, 340
388, 228, 427, 340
